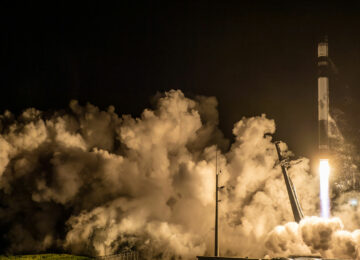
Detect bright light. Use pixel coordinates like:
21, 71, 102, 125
350, 198, 358, 207
319, 159, 330, 218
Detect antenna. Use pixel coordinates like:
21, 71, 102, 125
214, 149, 219, 257
214, 149, 225, 257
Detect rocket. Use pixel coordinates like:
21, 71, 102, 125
317, 36, 330, 156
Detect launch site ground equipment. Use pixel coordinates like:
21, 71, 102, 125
275, 141, 304, 223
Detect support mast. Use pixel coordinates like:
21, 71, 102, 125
214, 150, 219, 257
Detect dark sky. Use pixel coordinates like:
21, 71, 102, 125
2, 1, 360, 159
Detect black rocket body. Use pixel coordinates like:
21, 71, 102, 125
318, 37, 330, 156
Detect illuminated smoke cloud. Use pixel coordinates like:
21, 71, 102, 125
0, 89, 359, 259
265, 216, 360, 259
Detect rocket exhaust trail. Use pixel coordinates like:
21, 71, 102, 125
317, 36, 331, 218
319, 159, 330, 218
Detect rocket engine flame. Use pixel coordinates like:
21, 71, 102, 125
319, 159, 330, 218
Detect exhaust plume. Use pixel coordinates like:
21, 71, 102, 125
0, 90, 359, 259
319, 159, 330, 218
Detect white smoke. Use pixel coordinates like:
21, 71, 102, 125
265, 216, 360, 259
0, 89, 359, 259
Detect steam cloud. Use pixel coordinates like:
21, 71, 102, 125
0, 90, 359, 259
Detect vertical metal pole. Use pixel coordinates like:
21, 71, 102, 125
215, 149, 219, 257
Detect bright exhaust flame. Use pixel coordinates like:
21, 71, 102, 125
319, 159, 330, 218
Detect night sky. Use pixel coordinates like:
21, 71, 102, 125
2, 1, 360, 159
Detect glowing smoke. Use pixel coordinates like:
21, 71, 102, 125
265, 216, 360, 259
0, 89, 359, 259
319, 159, 330, 218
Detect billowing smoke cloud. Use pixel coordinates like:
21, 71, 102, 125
265, 216, 360, 259
0, 90, 358, 259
